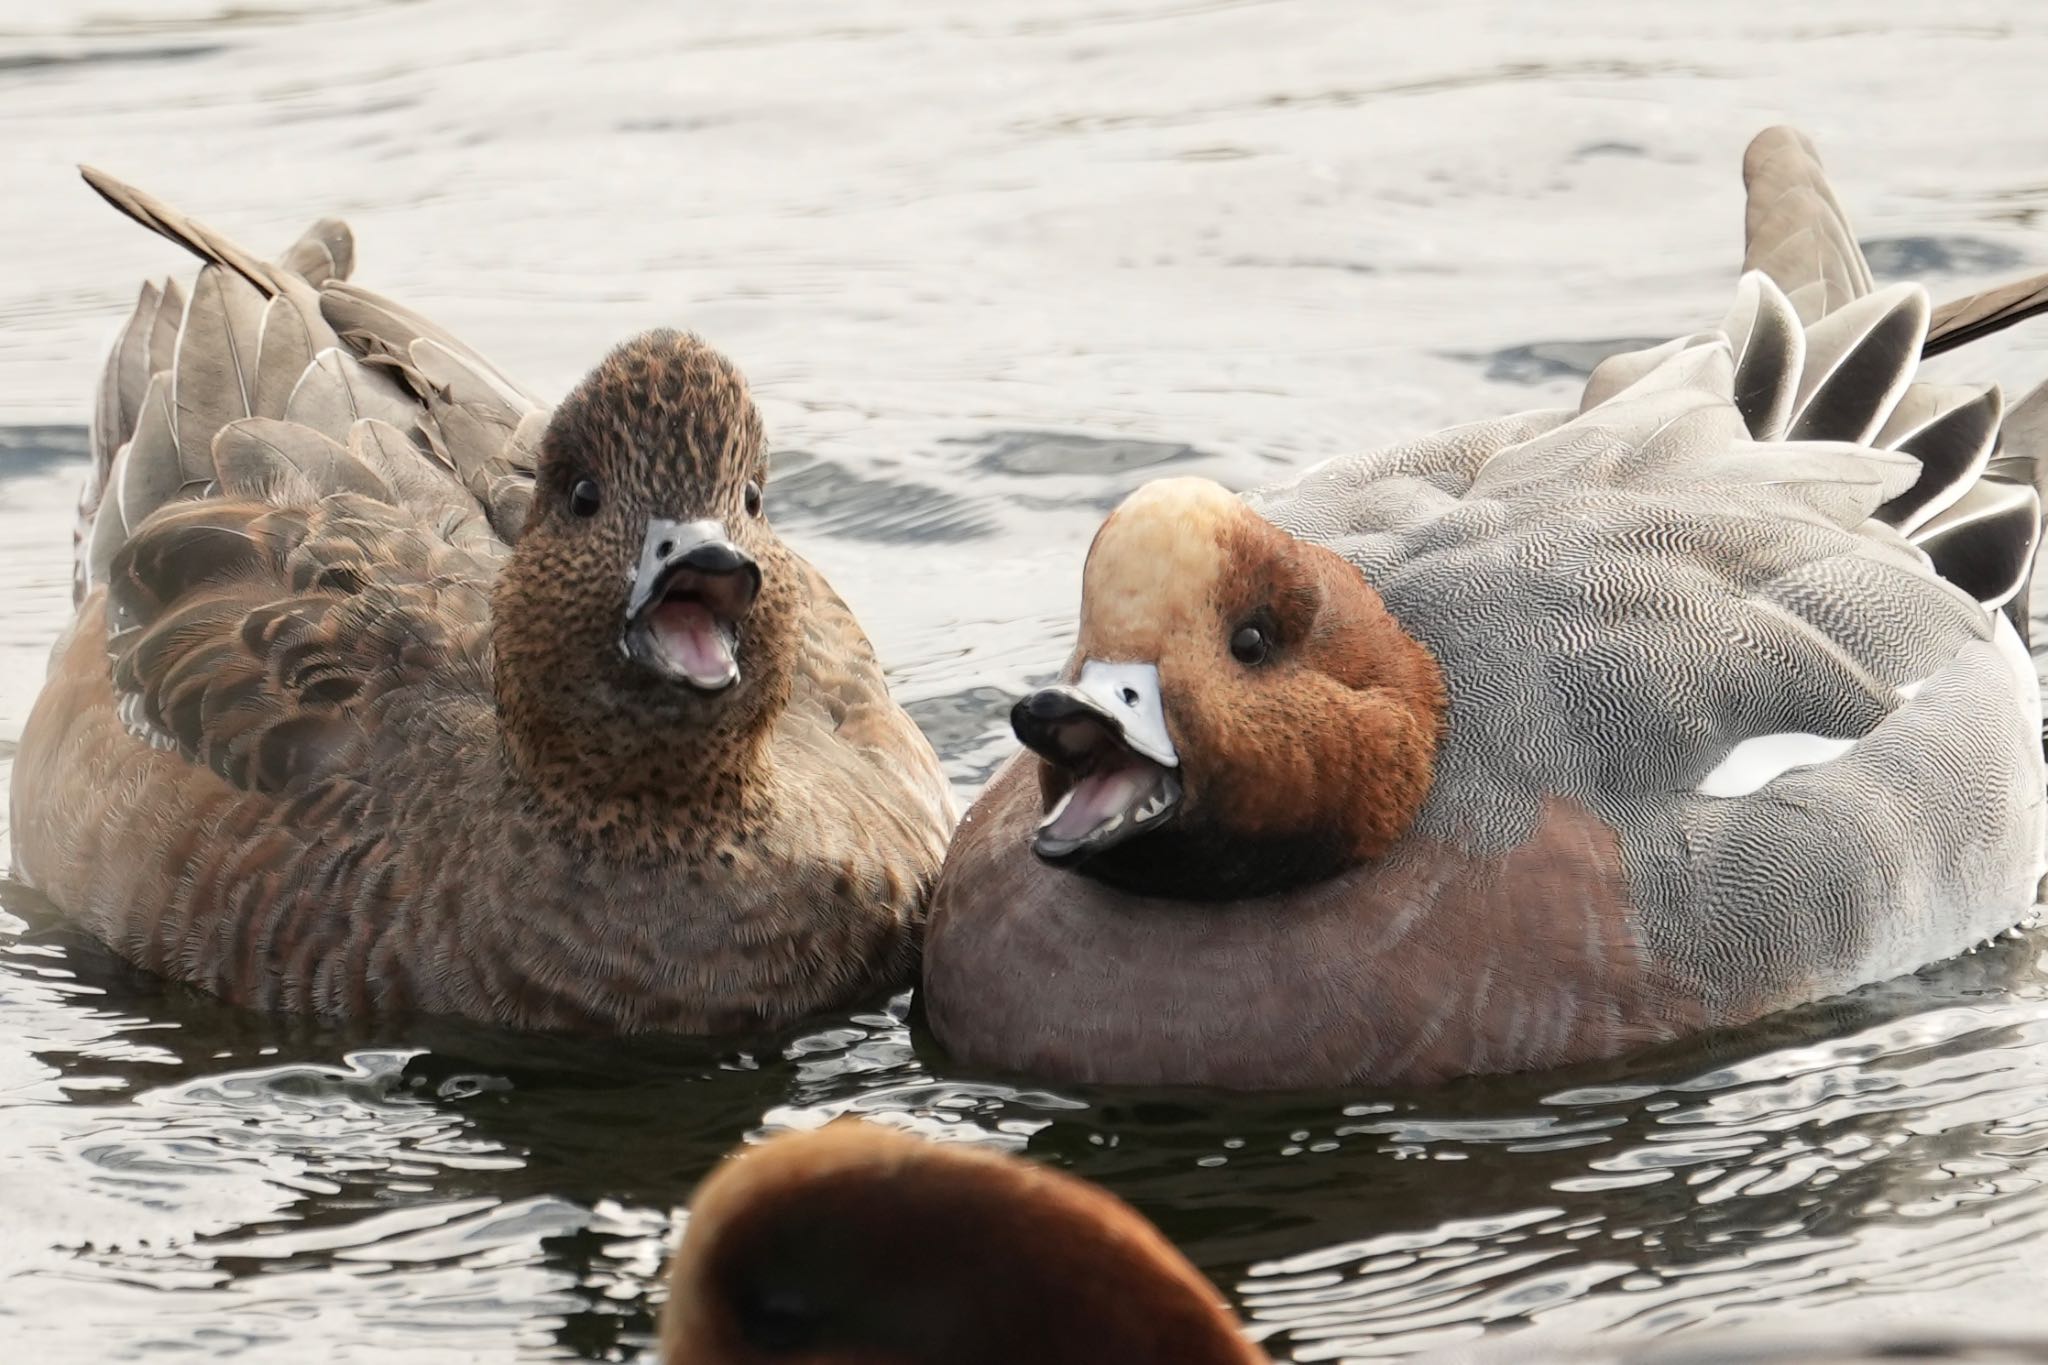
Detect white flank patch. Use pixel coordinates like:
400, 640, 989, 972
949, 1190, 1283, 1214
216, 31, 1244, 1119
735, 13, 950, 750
1697, 732, 1859, 799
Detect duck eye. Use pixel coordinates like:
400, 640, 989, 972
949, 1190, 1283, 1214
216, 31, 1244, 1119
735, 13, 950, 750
568, 477, 602, 518
744, 480, 764, 518
1229, 622, 1270, 666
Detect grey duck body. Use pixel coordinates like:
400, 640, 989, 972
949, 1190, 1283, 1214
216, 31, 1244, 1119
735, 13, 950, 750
924, 126, 2048, 1088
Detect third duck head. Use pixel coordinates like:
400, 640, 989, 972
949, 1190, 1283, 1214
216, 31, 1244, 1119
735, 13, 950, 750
1012, 477, 1448, 900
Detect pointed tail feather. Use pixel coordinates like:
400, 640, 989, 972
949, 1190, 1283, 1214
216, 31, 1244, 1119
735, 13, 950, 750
78, 166, 345, 357
1742, 126, 1874, 325
1926, 271, 2048, 358
80, 166, 299, 299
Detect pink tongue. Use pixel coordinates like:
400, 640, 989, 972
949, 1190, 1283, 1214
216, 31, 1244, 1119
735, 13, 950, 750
649, 600, 737, 689
1047, 762, 1156, 842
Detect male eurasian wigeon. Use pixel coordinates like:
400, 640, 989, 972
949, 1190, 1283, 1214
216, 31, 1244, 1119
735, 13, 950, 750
922, 126, 2048, 1088
8, 172, 953, 1033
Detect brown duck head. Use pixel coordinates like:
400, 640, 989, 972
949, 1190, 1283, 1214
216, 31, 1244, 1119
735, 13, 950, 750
660, 1122, 1265, 1365
493, 331, 801, 829
1014, 477, 1447, 901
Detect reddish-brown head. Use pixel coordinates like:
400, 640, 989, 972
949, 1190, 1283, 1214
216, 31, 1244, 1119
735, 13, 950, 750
661, 1122, 1264, 1365
1011, 477, 1445, 900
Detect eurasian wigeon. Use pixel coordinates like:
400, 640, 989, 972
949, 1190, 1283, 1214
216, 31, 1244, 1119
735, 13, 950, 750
8, 171, 953, 1033
922, 126, 2048, 1088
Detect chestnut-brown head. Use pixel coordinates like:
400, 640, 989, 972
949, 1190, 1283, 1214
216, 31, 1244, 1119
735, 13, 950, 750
493, 331, 802, 822
1012, 477, 1446, 900
661, 1122, 1264, 1365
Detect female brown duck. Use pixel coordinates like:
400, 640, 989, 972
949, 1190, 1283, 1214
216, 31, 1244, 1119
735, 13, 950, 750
8, 172, 952, 1034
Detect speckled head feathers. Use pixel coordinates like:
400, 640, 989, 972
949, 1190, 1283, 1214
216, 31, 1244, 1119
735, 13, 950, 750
536, 329, 766, 526
492, 330, 805, 847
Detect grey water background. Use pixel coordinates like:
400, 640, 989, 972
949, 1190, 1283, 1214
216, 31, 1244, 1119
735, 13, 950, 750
5, 1, 2048, 1360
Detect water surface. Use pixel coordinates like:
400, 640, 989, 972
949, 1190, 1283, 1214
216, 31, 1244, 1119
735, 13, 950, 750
6, 1, 2048, 1360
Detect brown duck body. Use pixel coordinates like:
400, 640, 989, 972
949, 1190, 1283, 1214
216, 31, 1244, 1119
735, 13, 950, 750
9, 174, 951, 1033
926, 760, 1700, 1089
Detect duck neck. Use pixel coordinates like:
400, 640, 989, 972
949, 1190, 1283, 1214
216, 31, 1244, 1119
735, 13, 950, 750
489, 568, 784, 861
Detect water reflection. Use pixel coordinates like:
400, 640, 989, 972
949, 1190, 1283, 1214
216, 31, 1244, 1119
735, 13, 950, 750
7, 851, 2048, 1359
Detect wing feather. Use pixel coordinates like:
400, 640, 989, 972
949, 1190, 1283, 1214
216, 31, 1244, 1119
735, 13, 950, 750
1719, 271, 1806, 440
170, 264, 265, 476
1786, 284, 1928, 444
1741, 126, 1873, 324
71, 170, 531, 811
253, 295, 315, 420
1876, 385, 2001, 534
277, 215, 354, 287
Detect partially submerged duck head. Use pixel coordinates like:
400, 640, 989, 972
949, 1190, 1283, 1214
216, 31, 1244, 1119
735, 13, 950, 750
1014, 477, 1447, 899
661, 1122, 1264, 1364
494, 331, 801, 820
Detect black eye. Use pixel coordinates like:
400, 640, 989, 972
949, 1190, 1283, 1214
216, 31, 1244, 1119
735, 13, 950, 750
569, 477, 601, 518
744, 480, 764, 518
1230, 622, 1270, 666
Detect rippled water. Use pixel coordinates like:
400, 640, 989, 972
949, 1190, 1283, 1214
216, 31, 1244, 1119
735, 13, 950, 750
7, 2, 2048, 1360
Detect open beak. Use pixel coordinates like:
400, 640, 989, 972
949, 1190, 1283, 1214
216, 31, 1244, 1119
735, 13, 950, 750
622, 518, 762, 692
1011, 660, 1182, 864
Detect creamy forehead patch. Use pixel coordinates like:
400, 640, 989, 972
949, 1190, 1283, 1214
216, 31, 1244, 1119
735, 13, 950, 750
1078, 477, 1243, 656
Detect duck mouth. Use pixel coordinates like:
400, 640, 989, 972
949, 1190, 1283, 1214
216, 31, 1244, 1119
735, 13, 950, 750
1012, 661, 1181, 864
622, 518, 761, 693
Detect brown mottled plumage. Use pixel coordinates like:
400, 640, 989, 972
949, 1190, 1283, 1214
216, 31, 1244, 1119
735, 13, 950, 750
660, 1123, 1265, 1365
9, 171, 953, 1034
